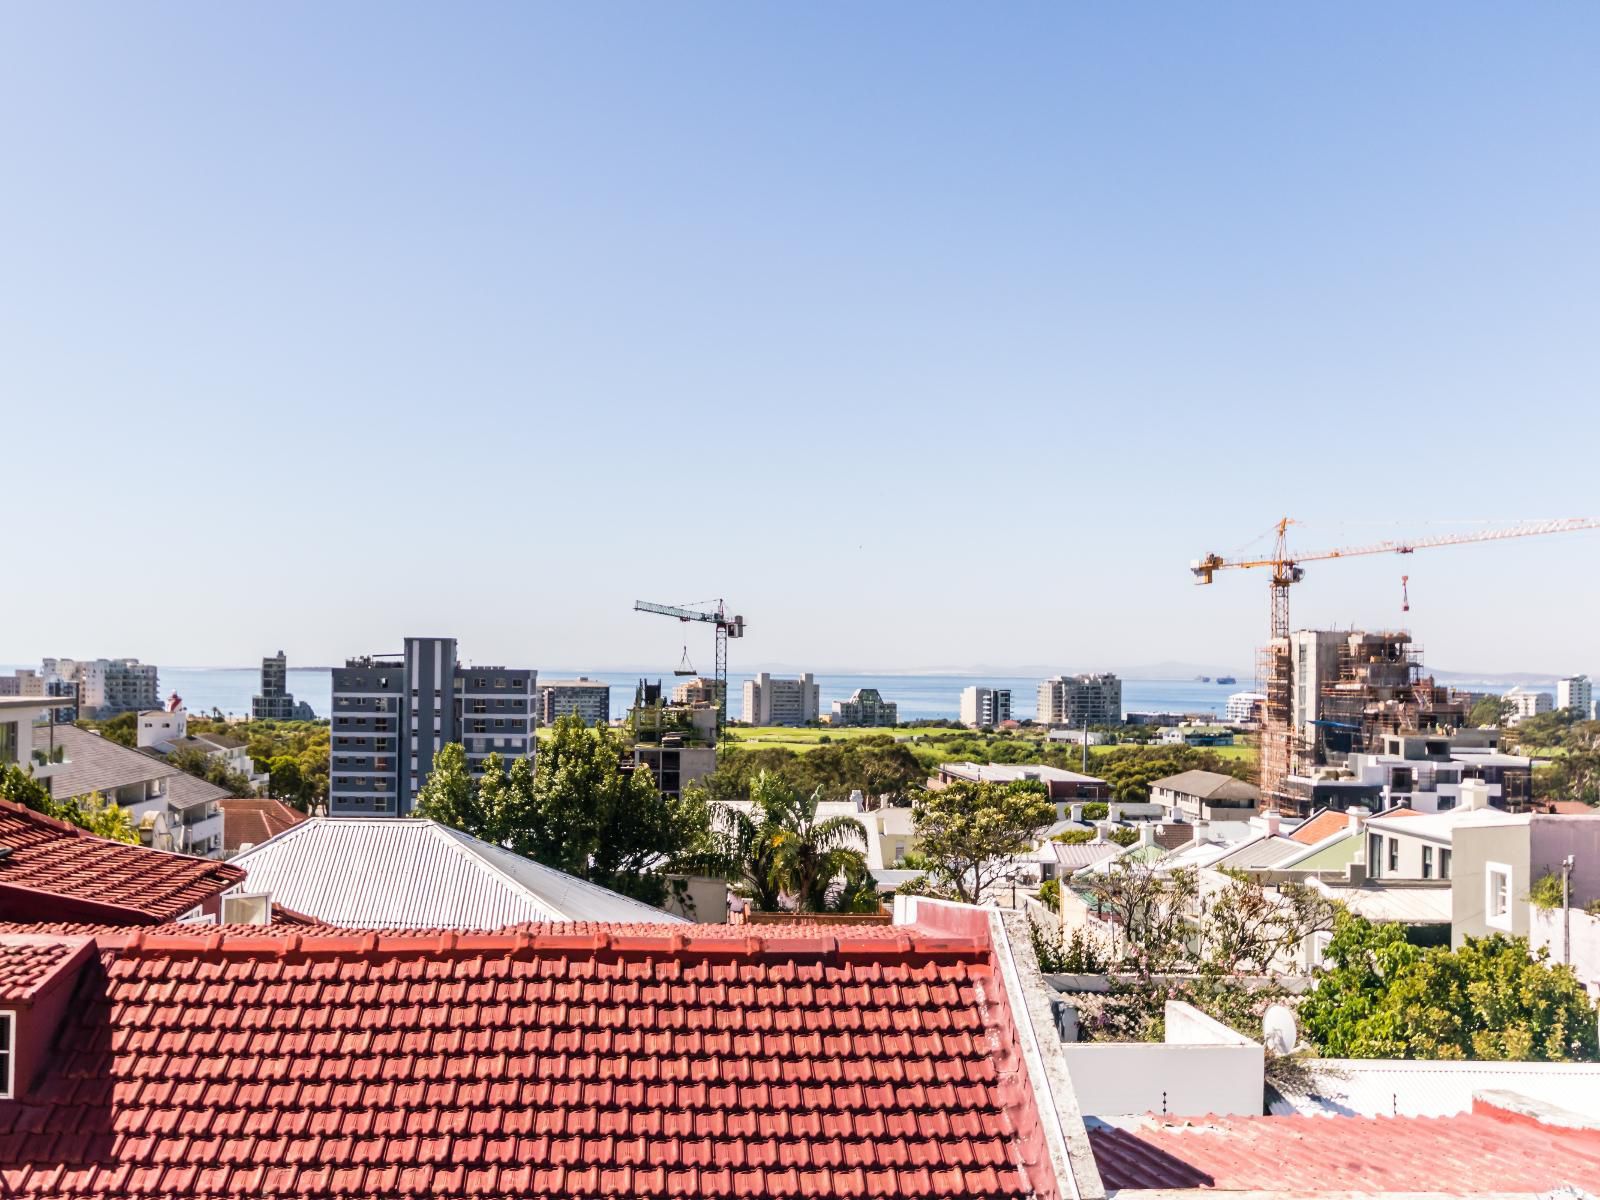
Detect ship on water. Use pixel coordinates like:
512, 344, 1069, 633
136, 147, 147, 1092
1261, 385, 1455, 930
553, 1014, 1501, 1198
1217, 675, 1237, 685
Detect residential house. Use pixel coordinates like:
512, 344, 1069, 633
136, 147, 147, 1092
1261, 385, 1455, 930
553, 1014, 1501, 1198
1150, 769, 1260, 820
218, 797, 307, 857
935, 763, 1110, 820
226, 817, 689, 927
136, 702, 267, 791
28, 724, 229, 858
1450, 810, 1600, 948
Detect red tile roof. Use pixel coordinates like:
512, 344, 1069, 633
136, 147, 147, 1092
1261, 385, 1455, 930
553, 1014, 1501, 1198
0, 922, 1063, 1200
0, 934, 93, 1002
1089, 1106, 1600, 1192
219, 797, 307, 853
1288, 808, 1358, 845
0, 800, 244, 925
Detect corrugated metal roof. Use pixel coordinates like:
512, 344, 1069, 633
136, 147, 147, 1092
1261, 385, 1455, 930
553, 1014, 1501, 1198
1312, 880, 1452, 923
1211, 835, 1304, 869
230, 818, 687, 928
1270, 1058, 1600, 1119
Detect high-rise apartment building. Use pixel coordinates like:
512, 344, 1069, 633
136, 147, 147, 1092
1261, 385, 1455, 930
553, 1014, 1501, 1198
959, 686, 1012, 729
41, 658, 158, 716
538, 678, 611, 726
329, 637, 535, 817
252, 651, 298, 720
742, 672, 820, 726
1503, 686, 1554, 725
831, 688, 898, 727
1556, 675, 1592, 717
1035, 674, 1121, 727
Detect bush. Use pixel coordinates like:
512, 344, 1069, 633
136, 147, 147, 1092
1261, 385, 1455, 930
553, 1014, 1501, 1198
1037, 878, 1060, 908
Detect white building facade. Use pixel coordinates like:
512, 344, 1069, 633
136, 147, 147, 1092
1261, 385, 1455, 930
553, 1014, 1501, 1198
1036, 674, 1122, 727
1503, 686, 1554, 724
959, 686, 1012, 729
742, 672, 820, 726
1556, 675, 1592, 717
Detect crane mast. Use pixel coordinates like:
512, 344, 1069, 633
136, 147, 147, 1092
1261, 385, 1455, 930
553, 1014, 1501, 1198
1192, 516, 1600, 808
633, 600, 745, 735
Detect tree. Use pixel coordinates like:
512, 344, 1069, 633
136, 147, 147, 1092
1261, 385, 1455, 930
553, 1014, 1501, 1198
1077, 860, 1200, 974
78, 712, 137, 747
1205, 875, 1336, 974
911, 780, 1054, 904
1299, 913, 1598, 1061
413, 743, 487, 833
167, 746, 256, 797
0, 767, 137, 844
710, 771, 872, 912
1468, 695, 1508, 728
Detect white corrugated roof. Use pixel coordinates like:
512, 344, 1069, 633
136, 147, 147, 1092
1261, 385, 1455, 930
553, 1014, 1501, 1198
1271, 1058, 1600, 1119
1311, 880, 1453, 923
229, 818, 686, 928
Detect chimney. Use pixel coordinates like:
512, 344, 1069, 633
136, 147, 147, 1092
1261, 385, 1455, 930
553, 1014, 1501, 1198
1108, 803, 1123, 824
1070, 802, 1084, 823
1094, 821, 1115, 844
1139, 823, 1156, 848
1261, 810, 1281, 838
1460, 780, 1491, 811
1346, 806, 1370, 834
1191, 818, 1210, 844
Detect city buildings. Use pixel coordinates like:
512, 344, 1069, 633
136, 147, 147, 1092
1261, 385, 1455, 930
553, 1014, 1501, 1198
670, 675, 724, 707
1503, 685, 1554, 724
251, 650, 315, 720
329, 637, 535, 818
741, 671, 819, 726
830, 687, 897, 727
537, 677, 611, 726
1556, 674, 1592, 716
959, 685, 1012, 729
629, 681, 718, 799
1225, 690, 1266, 725
1035, 673, 1122, 727
40, 656, 159, 716
1151, 769, 1261, 820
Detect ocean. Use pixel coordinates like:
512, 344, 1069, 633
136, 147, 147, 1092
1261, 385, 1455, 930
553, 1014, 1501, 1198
94, 667, 1245, 723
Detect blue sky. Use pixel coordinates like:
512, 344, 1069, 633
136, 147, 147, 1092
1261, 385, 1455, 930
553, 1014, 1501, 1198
3, 3, 1597, 675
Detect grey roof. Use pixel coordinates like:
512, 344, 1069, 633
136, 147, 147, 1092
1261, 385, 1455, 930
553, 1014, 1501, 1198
38, 724, 177, 799
164, 772, 236, 811
229, 817, 687, 928
1210, 835, 1306, 870
1052, 842, 1121, 870
1151, 770, 1260, 803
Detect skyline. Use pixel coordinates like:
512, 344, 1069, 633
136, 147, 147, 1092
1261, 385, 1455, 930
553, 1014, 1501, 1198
4, 4, 1598, 674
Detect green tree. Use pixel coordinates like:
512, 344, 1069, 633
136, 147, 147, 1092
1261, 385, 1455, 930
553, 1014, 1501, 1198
1299, 913, 1598, 1061
1468, 695, 1508, 727
910, 779, 1054, 904
167, 746, 256, 797
0, 767, 137, 844
78, 712, 137, 747
413, 743, 487, 833
70, 790, 139, 844
709, 771, 871, 912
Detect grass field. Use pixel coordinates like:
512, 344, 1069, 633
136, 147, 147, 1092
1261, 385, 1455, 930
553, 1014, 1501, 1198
723, 725, 1260, 765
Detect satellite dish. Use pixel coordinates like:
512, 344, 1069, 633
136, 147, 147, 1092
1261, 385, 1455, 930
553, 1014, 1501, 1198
1262, 1004, 1298, 1055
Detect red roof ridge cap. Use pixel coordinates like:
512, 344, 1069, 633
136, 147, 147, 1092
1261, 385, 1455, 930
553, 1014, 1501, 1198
0, 797, 89, 838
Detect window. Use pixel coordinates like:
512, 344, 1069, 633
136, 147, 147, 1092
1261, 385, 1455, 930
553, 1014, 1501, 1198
0, 1010, 14, 1098
1368, 833, 1382, 877
1422, 846, 1433, 879
1388, 838, 1398, 873
1486, 862, 1512, 930
1441, 848, 1452, 879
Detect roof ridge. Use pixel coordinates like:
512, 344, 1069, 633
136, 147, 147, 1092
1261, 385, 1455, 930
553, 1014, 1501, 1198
109, 925, 990, 959
428, 822, 568, 922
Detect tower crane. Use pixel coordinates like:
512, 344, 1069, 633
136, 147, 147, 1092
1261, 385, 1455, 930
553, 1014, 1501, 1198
633, 600, 745, 735
1192, 516, 1600, 804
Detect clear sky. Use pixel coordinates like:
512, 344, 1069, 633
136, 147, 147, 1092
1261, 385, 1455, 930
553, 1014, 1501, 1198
3, 3, 1597, 676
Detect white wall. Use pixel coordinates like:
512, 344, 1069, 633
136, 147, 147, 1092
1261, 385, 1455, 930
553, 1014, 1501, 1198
1060, 1001, 1263, 1117
1531, 907, 1600, 1001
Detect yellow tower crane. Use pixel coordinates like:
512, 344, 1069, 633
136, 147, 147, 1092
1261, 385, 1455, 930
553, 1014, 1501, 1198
1192, 517, 1600, 806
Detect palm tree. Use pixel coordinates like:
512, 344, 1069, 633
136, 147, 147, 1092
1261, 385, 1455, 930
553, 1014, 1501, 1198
717, 771, 872, 913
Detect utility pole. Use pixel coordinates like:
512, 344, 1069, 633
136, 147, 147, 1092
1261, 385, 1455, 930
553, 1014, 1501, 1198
1563, 854, 1576, 965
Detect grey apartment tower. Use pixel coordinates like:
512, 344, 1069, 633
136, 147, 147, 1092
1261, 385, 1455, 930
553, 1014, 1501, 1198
329, 637, 536, 817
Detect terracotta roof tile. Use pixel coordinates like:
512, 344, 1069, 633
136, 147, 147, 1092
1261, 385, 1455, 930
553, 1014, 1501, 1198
0, 935, 93, 1002
1289, 808, 1360, 845
1089, 1107, 1600, 1191
0, 921, 1061, 1200
0, 801, 243, 924
218, 798, 306, 853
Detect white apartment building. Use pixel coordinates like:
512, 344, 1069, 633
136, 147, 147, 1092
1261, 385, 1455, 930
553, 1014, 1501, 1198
1557, 675, 1592, 717
1502, 686, 1553, 724
42, 657, 159, 716
1225, 691, 1266, 725
538, 678, 610, 726
959, 686, 1012, 729
1036, 674, 1121, 727
831, 688, 897, 728
742, 672, 820, 726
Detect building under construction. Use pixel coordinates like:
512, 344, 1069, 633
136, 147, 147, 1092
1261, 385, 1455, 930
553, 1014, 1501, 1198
1267, 629, 1467, 815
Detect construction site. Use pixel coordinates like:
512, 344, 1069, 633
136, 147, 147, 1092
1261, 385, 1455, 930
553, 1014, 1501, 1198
1195, 517, 1600, 817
